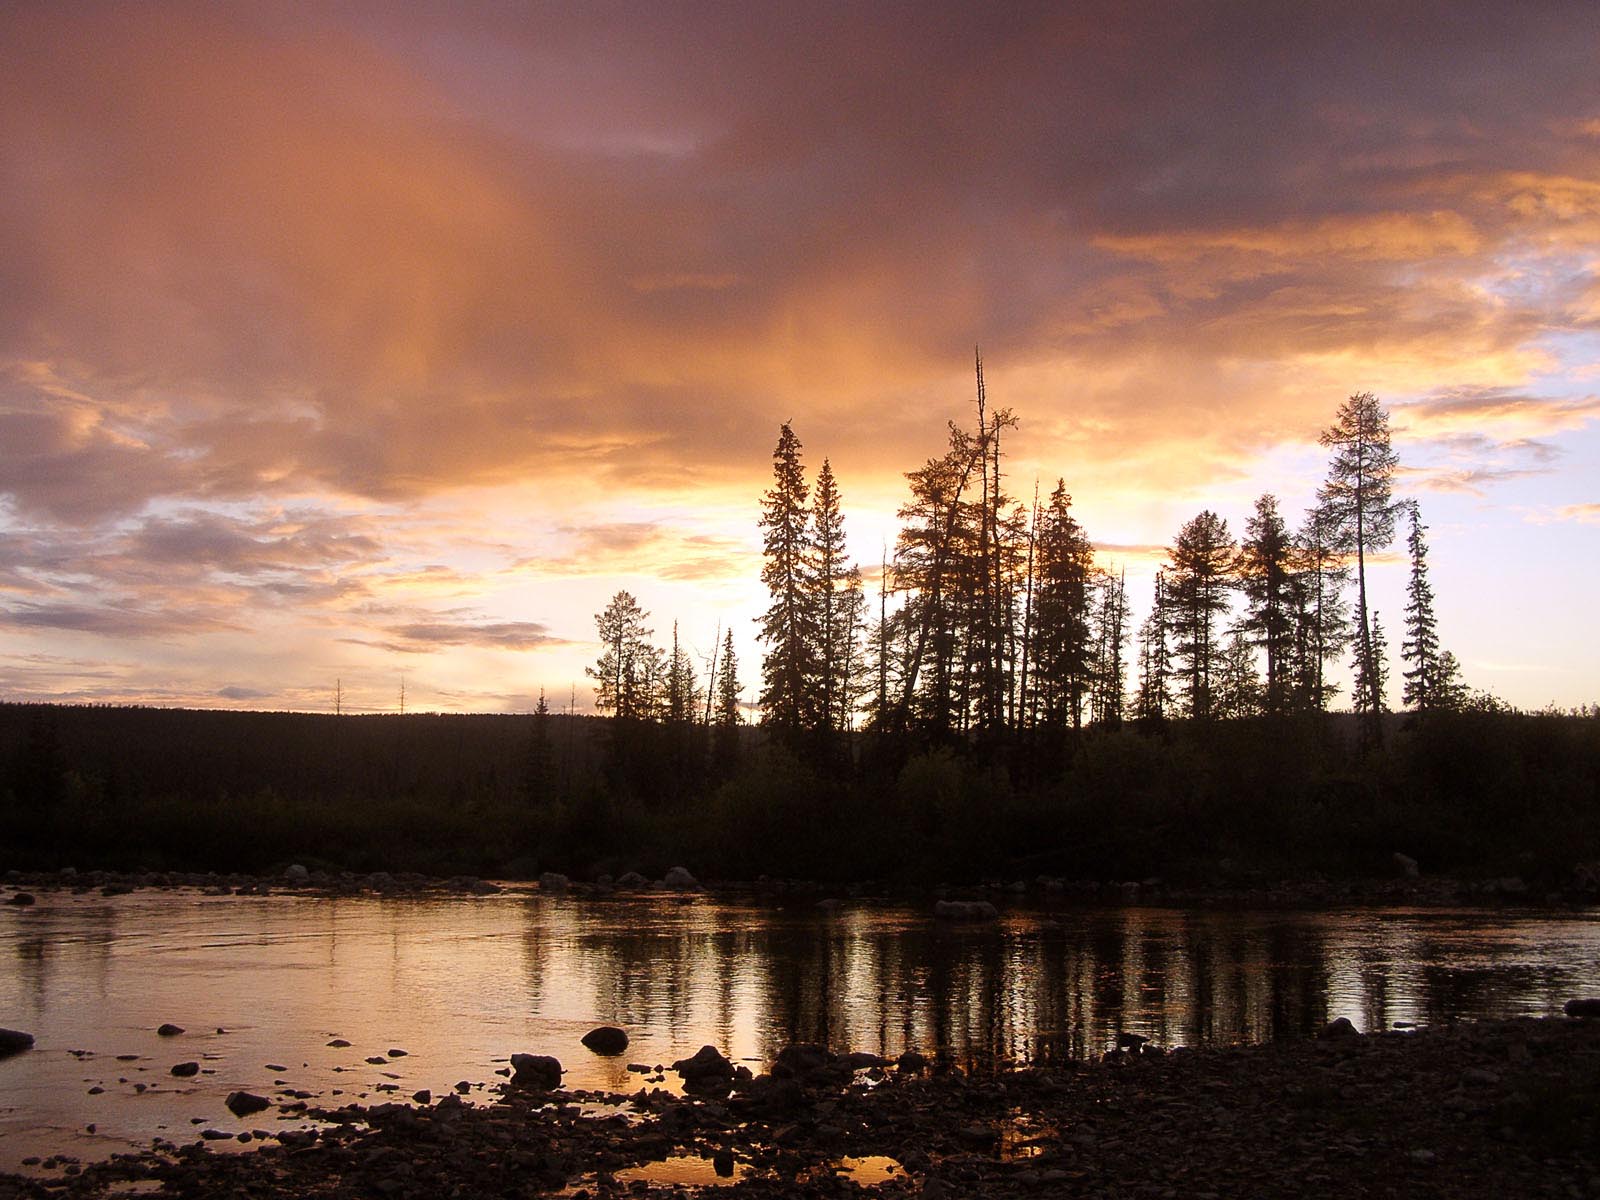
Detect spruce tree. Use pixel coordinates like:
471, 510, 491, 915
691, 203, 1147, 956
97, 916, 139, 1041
810, 459, 863, 738
587, 591, 654, 720
1167, 510, 1236, 720
1352, 610, 1390, 720
713, 627, 742, 769
1401, 504, 1443, 711
1030, 480, 1097, 729
1135, 571, 1172, 723
758, 422, 817, 737
1237, 493, 1294, 713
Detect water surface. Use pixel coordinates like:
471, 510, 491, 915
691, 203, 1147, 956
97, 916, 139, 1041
2, 889, 1596, 1171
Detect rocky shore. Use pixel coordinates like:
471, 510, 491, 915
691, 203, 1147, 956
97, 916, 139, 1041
2, 1014, 1596, 1199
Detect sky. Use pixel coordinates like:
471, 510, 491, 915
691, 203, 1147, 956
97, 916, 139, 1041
1, 1, 1597, 715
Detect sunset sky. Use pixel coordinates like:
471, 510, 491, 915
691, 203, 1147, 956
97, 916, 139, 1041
2, 2, 1597, 714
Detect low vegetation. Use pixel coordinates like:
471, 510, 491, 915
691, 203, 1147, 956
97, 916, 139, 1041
2, 702, 1595, 887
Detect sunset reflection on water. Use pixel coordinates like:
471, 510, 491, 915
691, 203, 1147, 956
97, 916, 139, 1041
2, 890, 1597, 1169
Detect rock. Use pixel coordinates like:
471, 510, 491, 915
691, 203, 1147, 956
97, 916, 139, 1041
712, 1149, 735, 1177
1564, 998, 1600, 1018
411, 1090, 430, 1104
843, 1051, 886, 1069
510, 1053, 562, 1089
745, 1074, 806, 1114
327, 1038, 351, 1047
1319, 1017, 1358, 1039
386, 1048, 407, 1057
538, 872, 570, 892
1116, 1031, 1150, 1052
662, 866, 700, 891
5, 892, 35, 906
1393, 851, 1420, 879
581, 1026, 629, 1055
933, 899, 999, 920
897, 1050, 928, 1073
157, 1023, 185, 1036
673, 1044, 733, 1080
615, 871, 648, 889
0, 1028, 35, 1057
225, 1091, 271, 1117
774, 1043, 834, 1076
171, 1061, 200, 1077
283, 864, 310, 884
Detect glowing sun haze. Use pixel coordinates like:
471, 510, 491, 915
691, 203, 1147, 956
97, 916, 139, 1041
2, 1, 1597, 713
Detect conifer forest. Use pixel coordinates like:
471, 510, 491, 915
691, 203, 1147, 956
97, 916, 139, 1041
2, 371, 1596, 887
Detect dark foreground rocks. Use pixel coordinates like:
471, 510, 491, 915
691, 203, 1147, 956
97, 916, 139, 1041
0, 1029, 33, 1058
3, 1016, 1598, 1199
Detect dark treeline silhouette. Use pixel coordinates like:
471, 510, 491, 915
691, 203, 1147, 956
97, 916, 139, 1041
1, 370, 1596, 885
1, 700, 1597, 886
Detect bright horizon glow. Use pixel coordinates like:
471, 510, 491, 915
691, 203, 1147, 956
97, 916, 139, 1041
1, 4, 1597, 716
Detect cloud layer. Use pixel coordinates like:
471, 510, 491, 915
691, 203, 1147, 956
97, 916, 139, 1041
2, 2, 1597, 708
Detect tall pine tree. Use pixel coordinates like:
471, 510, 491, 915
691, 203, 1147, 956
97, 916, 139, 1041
758, 422, 817, 737
1318, 393, 1400, 742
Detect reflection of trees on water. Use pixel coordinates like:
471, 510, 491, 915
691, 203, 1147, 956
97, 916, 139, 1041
503, 900, 1599, 1071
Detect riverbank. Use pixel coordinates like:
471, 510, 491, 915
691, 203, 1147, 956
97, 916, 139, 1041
3, 862, 1594, 910
2, 1015, 1596, 1199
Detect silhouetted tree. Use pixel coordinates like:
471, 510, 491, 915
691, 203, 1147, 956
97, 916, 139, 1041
1090, 568, 1129, 726
1290, 505, 1351, 713
970, 351, 1020, 743
1401, 504, 1446, 712
758, 422, 818, 738
1215, 630, 1262, 719
1237, 493, 1294, 713
1352, 609, 1390, 721
1029, 480, 1097, 729
1135, 571, 1173, 723
587, 591, 656, 720
1318, 393, 1400, 741
1167, 511, 1235, 720
713, 627, 743, 770
810, 458, 864, 742
891, 430, 979, 741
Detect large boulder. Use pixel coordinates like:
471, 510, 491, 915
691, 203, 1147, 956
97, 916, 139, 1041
581, 1026, 629, 1055
662, 866, 700, 891
773, 1043, 834, 1078
510, 1053, 563, 1089
538, 872, 570, 893
672, 1044, 733, 1080
226, 1091, 271, 1117
1319, 1017, 1358, 1039
0, 1028, 34, 1058
283, 864, 310, 884
1564, 998, 1600, 1018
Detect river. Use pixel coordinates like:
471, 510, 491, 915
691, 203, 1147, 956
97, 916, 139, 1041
2, 888, 1597, 1172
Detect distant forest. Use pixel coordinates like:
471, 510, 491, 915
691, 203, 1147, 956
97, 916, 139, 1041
2, 370, 1597, 885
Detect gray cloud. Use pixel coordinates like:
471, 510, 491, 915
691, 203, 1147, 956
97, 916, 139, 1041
382, 620, 567, 653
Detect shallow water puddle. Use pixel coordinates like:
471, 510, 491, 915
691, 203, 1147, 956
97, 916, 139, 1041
616, 1154, 748, 1187
1000, 1110, 1059, 1159
833, 1155, 902, 1183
